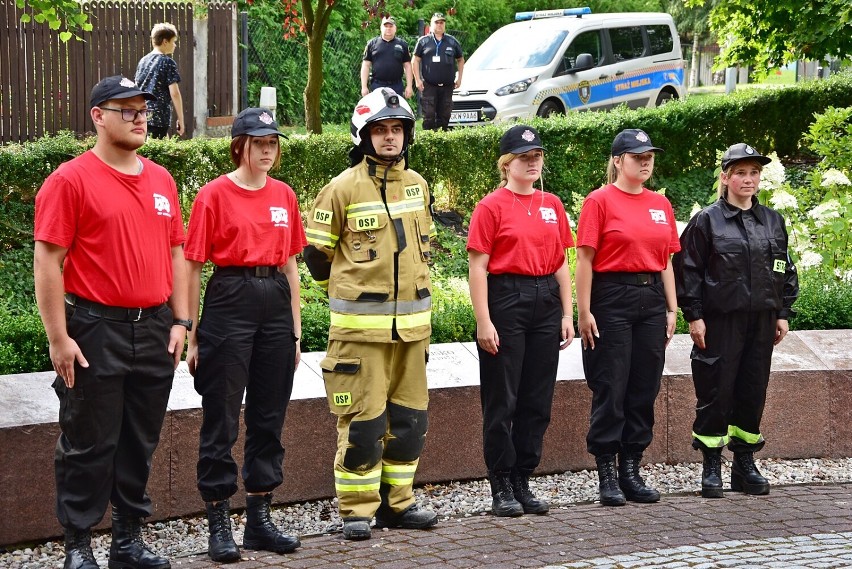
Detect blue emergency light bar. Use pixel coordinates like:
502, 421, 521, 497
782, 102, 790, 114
514, 7, 592, 21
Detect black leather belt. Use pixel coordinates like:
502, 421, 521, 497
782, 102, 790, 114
214, 265, 280, 278
65, 293, 166, 321
489, 273, 556, 284
594, 272, 661, 286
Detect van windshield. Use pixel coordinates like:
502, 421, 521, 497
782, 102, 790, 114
467, 30, 568, 70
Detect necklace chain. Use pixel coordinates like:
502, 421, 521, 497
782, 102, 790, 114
232, 172, 265, 189
510, 189, 536, 216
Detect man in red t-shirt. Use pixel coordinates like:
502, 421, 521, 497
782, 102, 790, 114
33, 75, 189, 569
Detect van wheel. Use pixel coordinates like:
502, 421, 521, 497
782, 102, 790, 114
655, 90, 676, 106
537, 100, 562, 118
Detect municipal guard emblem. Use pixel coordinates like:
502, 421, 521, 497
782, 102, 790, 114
578, 80, 591, 104
259, 111, 274, 124
636, 131, 649, 142
120, 77, 136, 87
522, 129, 535, 142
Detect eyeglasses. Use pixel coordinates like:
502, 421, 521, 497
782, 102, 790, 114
99, 107, 151, 122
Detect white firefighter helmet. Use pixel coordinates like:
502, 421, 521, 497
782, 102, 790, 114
350, 88, 415, 148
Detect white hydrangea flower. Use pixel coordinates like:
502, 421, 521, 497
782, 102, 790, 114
769, 189, 798, 210
810, 199, 842, 228
835, 268, 852, 283
689, 202, 702, 219
760, 152, 786, 191
820, 168, 851, 187
797, 250, 823, 269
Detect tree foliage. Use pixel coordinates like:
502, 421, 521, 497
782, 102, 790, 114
16, 0, 92, 42
686, 0, 852, 74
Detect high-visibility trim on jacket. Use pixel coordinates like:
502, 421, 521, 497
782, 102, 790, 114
305, 227, 339, 249
334, 467, 382, 493
692, 431, 729, 449
304, 157, 434, 343
728, 425, 763, 445
381, 462, 417, 486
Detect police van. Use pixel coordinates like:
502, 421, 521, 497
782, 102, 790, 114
450, 8, 685, 126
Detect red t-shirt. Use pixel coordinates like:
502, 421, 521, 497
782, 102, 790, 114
34, 151, 186, 308
184, 175, 308, 267
467, 187, 575, 275
576, 184, 680, 272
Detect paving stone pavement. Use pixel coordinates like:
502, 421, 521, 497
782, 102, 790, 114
169, 484, 852, 568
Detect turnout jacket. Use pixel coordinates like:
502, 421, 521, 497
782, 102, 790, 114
304, 156, 436, 342
674, 196, 798, 322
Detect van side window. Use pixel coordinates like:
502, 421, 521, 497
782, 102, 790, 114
610, 26, 645, 62
646, 25, 674, 55
561, 30, 603, 72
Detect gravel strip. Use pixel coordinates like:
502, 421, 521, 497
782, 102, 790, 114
3, 457, 851, 568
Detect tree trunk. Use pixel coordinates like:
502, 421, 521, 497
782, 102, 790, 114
304, 32, 324, 134
690, 34, 700, 89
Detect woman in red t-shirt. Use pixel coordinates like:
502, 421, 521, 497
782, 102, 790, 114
467, 125, 575, 518
184, 108, 307, 562
575, 128, 680, 507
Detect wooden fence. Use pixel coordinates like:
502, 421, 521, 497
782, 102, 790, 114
0, 0, 234, 143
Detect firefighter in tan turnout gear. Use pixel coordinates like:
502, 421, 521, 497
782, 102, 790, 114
304, 88, 438, 541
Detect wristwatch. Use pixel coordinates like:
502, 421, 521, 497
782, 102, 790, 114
172, 318, 193, 331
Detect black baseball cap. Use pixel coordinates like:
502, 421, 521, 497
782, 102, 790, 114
611, 128, 664, 156
721, 143, 771, 170
499, 125, 544, 155
231, 108, 286, 137
90, 75, 155, 109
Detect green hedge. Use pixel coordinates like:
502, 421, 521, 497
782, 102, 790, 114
3, 72, 852, 222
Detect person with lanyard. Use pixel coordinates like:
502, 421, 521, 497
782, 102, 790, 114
361, 16, 413, 99
674, 143, 798, 499
575, 128, 680, 507
184, 108, 306, 563
34, 75, 188, 569
304, 88, 438, 541
412, 12, 464, 130
467, 125, 575, 517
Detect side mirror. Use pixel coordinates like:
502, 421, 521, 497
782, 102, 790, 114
568, 53, 594, 74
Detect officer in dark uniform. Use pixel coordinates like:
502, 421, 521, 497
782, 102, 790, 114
412, 12, 464, 130
361, 16, 413, 99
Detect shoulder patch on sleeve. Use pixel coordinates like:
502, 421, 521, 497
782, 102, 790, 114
313, 208, 333, 225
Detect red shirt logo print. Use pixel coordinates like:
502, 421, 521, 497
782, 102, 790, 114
153, 193, 172, 217
270, 206, 289, 227
539, 207, 558, 224
648, 209, 668, 224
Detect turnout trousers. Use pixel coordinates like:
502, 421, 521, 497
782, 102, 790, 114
478, 273, 562, 474
320, 338, 430, 519
691, 310, 777, 452
54, 301, 174, 531
195, 270, 297, 502
582, 278, 667, 457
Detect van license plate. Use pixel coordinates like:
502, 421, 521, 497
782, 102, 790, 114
451, 111, 479, 123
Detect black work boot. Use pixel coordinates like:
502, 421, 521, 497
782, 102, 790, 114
205, 500, 241, 563
341, 517, 372, 540
617, 453, 660, 503
108, 508, 170, 569
375, 503, 438, 529
487, 471, 524, 517
510, 470, 549, 514
595, 455, 626, 506
700, 448, 724, 498
243, 493, 300, 553
731, 452, 770, 495
63, 529, 99, 569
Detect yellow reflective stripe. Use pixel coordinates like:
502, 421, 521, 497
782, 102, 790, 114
381, 463, 417, 485
429, 222, 437, 238
306, 228, 338, 248
387, 200, 424, 215
346, 201, 386, 216
329, 297, 432, 315
315, 279, 329, 290
335, 468, 381, 493
330, 310, 431, 330
692, 431, 728, 449
728, 425, 763, 445
397, 311, 431, 329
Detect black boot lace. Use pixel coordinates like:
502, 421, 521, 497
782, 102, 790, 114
210, 503, 233, 541
68, 531, 97, 562
703, 452, 722, 477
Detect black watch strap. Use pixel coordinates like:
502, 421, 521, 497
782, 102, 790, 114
173, 318, 193, 331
